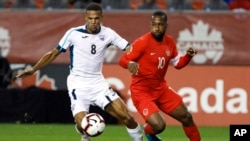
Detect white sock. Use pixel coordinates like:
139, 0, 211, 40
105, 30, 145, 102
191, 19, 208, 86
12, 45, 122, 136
126, 123, 144, 141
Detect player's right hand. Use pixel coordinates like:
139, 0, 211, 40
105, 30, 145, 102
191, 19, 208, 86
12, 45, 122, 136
128, 61, 139, 75
16, 68, 35, 79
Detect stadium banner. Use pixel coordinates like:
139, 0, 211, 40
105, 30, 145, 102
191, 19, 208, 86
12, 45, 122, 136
0, 11, 250, 65
9, 64, 250, 126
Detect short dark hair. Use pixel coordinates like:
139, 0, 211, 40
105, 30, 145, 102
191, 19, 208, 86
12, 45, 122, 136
86, 3, 102, 14
152, 11, 167, 22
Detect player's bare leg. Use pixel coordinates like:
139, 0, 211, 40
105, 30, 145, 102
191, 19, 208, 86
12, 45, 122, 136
74, 112, 91, 141
143, 112, 164, 141
169, 103, 201, 141
105, 98, 143, 141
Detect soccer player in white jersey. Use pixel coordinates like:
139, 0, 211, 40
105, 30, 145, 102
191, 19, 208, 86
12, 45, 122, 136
16, 3, 143, 141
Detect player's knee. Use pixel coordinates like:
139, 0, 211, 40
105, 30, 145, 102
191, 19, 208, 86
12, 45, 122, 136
153, 123, 165, 134
122, 113, 134, 123
120, 113, 138, 127
180, 112, 194, 126
151, 119, 166, 133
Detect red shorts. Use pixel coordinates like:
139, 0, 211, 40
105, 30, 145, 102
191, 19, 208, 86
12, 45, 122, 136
130, 85, 182, 120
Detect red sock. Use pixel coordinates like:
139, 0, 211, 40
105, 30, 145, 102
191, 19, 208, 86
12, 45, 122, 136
183, 125, 201, 141
144, 123, 156, 135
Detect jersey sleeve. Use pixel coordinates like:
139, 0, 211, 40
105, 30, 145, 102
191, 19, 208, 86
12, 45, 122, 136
169, 37, 192, 69
109, 28, 129, 50
119, 38, 145, 69
119, 55, 130, 69
171, 54, 192, 69
56, 29, 74, 53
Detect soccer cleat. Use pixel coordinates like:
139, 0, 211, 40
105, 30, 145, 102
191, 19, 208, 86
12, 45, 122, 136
145, 133, 162, 141
81, 135, 91, 141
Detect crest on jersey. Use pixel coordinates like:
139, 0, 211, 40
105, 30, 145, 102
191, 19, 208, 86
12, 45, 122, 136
99, 35, 105, 41
166, 49, 171, 56
143, 108, 149, 116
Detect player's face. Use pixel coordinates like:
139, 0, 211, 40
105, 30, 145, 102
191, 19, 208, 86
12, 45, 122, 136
150, 16, 167, 41
85, 10, 103, 34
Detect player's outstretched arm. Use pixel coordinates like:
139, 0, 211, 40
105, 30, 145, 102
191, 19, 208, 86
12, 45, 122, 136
16, 48, 61, 79
173, 47, 197, 69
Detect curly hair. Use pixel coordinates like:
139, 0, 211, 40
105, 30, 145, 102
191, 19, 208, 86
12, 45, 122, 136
85, 2, 102, 14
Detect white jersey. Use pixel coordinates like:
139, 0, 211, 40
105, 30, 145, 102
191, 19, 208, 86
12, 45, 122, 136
56, 25, 128, 86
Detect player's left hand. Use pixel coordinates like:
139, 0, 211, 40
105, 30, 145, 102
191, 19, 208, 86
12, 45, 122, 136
186, 47, 197, 57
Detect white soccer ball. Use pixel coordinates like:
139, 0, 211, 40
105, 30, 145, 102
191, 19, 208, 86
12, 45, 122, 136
81, 113, 105, 137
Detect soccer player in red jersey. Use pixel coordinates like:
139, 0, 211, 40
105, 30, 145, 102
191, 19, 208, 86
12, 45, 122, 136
119, 11, 201, 141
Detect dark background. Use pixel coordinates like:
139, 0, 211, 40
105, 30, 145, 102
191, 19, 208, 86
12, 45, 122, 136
0, 87, 118, 124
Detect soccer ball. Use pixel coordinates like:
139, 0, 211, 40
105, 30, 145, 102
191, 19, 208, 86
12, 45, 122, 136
81, 113, 105, 137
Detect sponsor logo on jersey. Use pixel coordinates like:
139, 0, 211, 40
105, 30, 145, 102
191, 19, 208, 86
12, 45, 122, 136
99, 35, 105, 41
143, 108, 149, 116
82, 36, 88, 38
166, 50, 170, 56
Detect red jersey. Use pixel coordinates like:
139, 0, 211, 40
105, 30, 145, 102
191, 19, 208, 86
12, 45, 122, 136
119, 32, 191, 91
229, 0, 250, 10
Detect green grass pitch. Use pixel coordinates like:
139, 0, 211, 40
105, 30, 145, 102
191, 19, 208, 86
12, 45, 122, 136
0, 123, 229, 141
